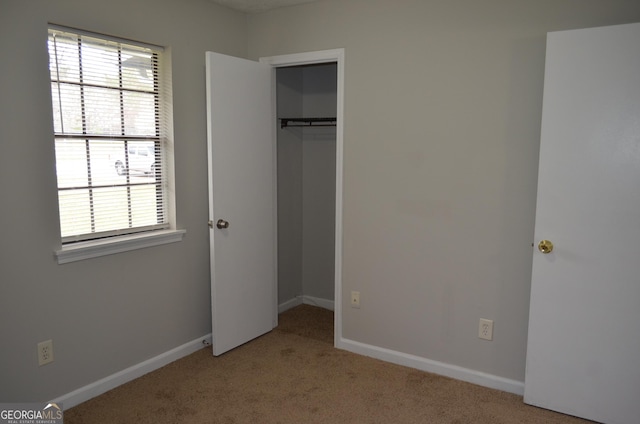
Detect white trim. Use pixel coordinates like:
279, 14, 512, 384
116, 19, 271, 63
279, 297, 303, 313
55, 229, 186, 264
259, 49, 344, 68
302, 295, 335, 311
51, 332, 522, 410
336, 337, 525, 396
278, 295, 335, 314
260, 48, 345, 349
50, 333, 212, 409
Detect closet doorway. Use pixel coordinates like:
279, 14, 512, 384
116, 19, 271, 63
276, 62, 336, 313
262, 50, 344, 344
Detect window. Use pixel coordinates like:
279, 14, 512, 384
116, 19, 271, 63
48, 26, 171, 246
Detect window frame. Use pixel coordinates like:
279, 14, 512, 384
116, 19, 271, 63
48, 25, 183, 263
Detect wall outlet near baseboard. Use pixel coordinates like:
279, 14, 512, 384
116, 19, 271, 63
479, 319, 494, 341
38, 339, 54, 366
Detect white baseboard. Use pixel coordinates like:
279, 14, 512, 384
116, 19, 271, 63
51, 322, 522, 410
337, 337, 525, 396
301, 295, 334, 311
279, 295, 334, 313
51, 334, 213, 409
278, 297, 303, 313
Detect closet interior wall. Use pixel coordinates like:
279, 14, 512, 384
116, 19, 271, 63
276, 63, 337, 311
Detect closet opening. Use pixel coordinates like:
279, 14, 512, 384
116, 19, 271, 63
276, 62, 337, 329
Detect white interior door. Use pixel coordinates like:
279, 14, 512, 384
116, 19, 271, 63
205, 52, 276, 356
524, 23, 640, 424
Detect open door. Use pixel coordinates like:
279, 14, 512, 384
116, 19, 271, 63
205, 52, 276, 356
524, 23, 640, 423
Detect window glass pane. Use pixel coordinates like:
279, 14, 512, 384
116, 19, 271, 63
123, 91, 156, 135
53, 83, 83, 134
58, 189, 92, 237
48, 33, 80, 83
121, 48, 156, 91
55, 139, 88, 188
123, 141, 158, 176
89, 140, 126, 186
130, 185, 161, 227
83, 86, 121, 135
81, 38, 120, 88
50, 82, 62, 133
92, 187, 131, 232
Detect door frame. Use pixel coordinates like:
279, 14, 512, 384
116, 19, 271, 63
260, 49, 345, 347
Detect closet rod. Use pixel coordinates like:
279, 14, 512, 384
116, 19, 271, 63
280, 117, 337, 129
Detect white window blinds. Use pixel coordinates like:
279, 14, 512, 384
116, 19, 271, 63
48, 26, 169, 243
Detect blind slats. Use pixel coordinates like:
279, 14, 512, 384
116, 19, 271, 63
48, 27, 168, 244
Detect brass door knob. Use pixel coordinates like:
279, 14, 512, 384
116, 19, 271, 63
216, 219, 229, 229
538, 240, 554, 254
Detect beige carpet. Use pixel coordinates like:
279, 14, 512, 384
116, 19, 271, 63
65, 305, 592, 423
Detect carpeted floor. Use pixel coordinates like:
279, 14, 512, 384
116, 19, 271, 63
65, 305, 593, 423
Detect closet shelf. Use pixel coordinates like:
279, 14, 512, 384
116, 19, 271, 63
279, 117, 337, 129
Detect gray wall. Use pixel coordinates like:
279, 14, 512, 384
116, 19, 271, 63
277, 64, 336, 305
276, 67, 304, 304
0, 0, 246, 402
248, 0, 640, 381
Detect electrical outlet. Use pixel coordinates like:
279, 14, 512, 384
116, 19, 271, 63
479, 319, 493, 341
350, 291, 360, 308
38, 339, 54, 366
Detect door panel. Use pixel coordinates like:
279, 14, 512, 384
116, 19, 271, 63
205, 52, 276, 356
524, 23, 640, 424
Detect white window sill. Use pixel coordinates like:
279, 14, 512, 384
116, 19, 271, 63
55, 229, 186, 264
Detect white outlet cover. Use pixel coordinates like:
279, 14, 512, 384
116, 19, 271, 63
38, 339, 54, 366
479, 319, 493, 341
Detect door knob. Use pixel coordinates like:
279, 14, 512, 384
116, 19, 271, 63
538, 240, 554, 254
216, 219, 229, 229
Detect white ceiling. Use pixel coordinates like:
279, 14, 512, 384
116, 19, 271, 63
209, 0, 320, 13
